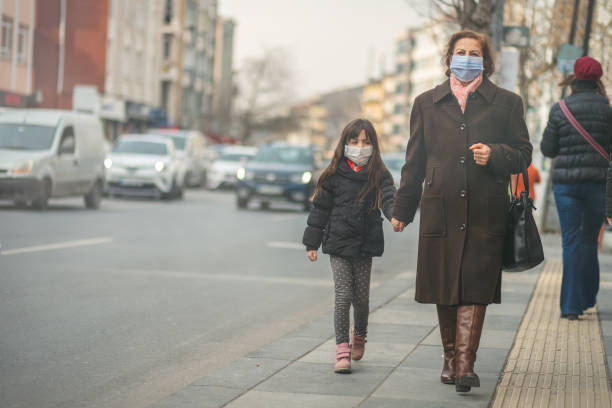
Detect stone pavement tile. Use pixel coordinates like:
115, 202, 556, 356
600, 320, 612, 336
369, 308, 437, 326
500, 284, 537, 303
361, 397, 486, 408
225, 391, 361, 408
422, 327, 516, 349
246, 335, 325, 360
486, 303, 529, 317
193, 357, 289, 389
482, 314, 523, 331
401, 344, 507, 374
367, 322, 433, 344
149, 385, 243, 408
299, 338, 416, 367
255, 361, 391, 397
287, 313, 333, 339
383, 297, 434, 312
371, 367, 497, 405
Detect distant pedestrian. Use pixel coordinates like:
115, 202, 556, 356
391, 30, 532, 393
541, 56, 612, 321
303, 118, 396, 374
512, 164, 541, 200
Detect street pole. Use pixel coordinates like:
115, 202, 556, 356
583, 0, 596, 56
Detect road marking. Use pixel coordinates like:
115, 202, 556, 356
271, 214, 302, 222
266, 241, 304, 250
1, 237, 113, 256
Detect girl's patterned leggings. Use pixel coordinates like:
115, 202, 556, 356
330, 255, 372, 344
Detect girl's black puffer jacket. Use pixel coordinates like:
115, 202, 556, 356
302, 159, 396, 258
540, 80, 612, 184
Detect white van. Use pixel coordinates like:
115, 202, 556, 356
0, 109, 106, 209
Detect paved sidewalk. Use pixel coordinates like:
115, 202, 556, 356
149, 235, 612, 408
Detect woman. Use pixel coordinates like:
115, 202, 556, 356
541, 56, 612, 320
391, 30, 532, 393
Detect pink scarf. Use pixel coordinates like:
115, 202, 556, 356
450, 73, 483, 113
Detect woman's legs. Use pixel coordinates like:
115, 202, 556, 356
437, 304, 457, 384
455, 304, 487, 392
580, 184, 605, 310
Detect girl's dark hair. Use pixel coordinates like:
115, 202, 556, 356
312, 118, 389, 210
559, 74, 609, 100
443, 30, 495, 77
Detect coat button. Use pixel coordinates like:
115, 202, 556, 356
459, 123, 467, 131
458, 224, 467, 231
459, 156, 466, 164
460, 190, 467, 198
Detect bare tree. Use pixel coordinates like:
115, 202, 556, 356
234, 47, 295, 143
408, 0, 500, 37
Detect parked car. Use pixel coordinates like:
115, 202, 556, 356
0, 109, 106, 209
148, 128, 208, 187
207, 145, 257, 189
235, 143, 323, 211
382, 153, 405, 188
104, 135, 185, 200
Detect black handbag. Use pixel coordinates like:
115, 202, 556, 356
502, 166, 545, 272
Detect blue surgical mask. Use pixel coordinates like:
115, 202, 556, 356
450, 55, 484, 82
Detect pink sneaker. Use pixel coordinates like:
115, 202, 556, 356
350, 330, 367, 361
334, 342, 351, 373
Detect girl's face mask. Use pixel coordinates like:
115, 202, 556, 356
344, 145, 373, 166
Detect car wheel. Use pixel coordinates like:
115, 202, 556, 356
84, 180, 103, 209
175, 183, 184, 200
237, 196, 249, 209
14, 199, 28, 208
260, 201, 270, 211
32, 178, 51, 210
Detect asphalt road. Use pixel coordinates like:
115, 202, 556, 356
0, 189, 419, 408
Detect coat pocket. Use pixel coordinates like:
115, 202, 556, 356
488, 195, 509, 236
419, 195, 446, 237
424, 167, 437, 189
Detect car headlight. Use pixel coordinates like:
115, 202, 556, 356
301, 171, 312, 184
236, 167, 246, 180
104, 158, 113, 169
12, 160, 33, 175
155, 161, 166, 172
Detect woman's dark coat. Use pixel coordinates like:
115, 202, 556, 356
303, 159, 396, 258
541, 80, 612, 185
393, 78, 532, 305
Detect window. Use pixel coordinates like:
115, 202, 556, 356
59, 127, 76, 155
163, 34, 172, 60
164, 0, 173, 23
17, 25, 28, 63
393, 124, 401, 135
394, 104, 402, 114
395, 83, 403, 94
396, 63, 404, 74
1, 15, 13, 59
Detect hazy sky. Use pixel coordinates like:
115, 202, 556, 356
218, 0, 425, 100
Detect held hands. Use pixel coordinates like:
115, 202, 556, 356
469, 143, 491, 166
391, 217, 406, 232
307, 250, 318, 262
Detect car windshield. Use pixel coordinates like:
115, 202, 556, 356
112, 140, 168, 155
218, 152, 252, 162
254, 146, 312, 165
384, 157, 405, 171
149, 133, 186, 150
0, 124, 56, 150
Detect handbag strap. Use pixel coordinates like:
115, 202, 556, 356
559, 99, 610, 161
513, 158, 530, 198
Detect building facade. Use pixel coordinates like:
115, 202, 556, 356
160, 0, 218, 131
0, 0, 36, 108
211, 16, 235, 137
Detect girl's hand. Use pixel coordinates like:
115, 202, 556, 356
469, 143, 491, 166
391, 217, 406, 232
608, 218, 612, 226
307, 250, 318, 262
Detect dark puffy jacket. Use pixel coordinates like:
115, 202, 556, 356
607, 162, 612, 218
541, 80, 612, 184
302, 159, 396, 258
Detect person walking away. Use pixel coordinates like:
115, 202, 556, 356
391, 30, 532, 392
541, 56, 612, 320
303, 118, 396, 374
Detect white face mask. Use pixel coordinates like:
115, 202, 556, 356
344, 145, 373, 167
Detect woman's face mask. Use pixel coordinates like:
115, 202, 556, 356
450, 55, 484, 82
344, 145, 373, 166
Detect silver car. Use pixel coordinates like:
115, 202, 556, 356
207, 145, 257, 189
105, 135, 185, 199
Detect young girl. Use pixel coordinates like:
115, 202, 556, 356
303, 118, 396, 373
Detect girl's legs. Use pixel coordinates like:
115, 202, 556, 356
330, 255, 354, 344
352, 256, 372, 337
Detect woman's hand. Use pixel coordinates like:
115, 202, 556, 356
307, 250, 318, 262
608, 218, 612, 227
469, 143, 492, 166
391, 217, 406, 232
